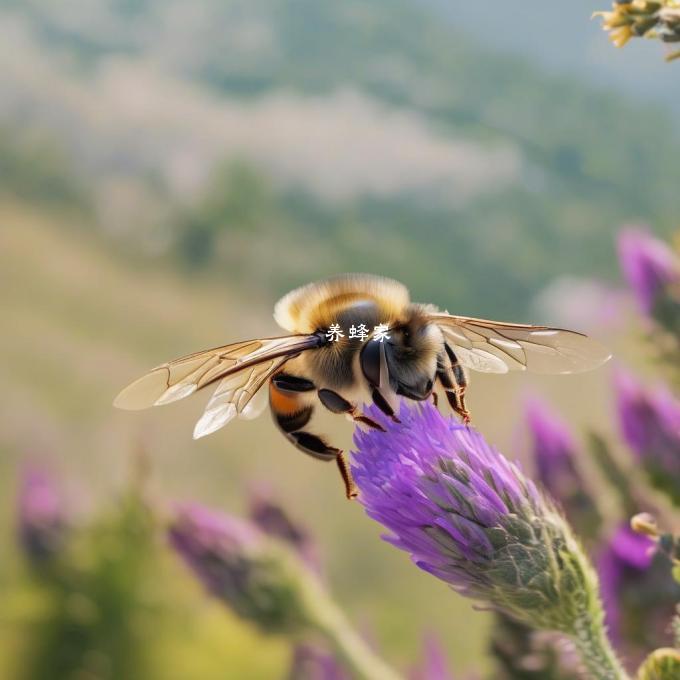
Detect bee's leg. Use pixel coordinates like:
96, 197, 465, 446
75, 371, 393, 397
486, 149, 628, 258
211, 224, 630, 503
269, 375, 357, 499
431, 391, 439, 407
441, 344, 471, 424
371, 387, 401, 423
317, 388, 387, 432
436, 367, 461, 414
359, 341, 400, 423
335, 452, 357, 500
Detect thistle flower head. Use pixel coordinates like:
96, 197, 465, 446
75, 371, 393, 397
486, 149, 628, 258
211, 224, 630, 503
17, 466, 66, 564
614, 369, 680, 504
617, 228, 680, 317
169, 503, 313, 634
351, 402, 604, 636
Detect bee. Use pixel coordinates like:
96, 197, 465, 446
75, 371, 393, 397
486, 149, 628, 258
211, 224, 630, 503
114, 273, 610, 498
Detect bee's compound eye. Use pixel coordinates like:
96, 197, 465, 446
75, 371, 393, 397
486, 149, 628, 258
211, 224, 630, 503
425, 379, 433, 392
360, 341, 382, 386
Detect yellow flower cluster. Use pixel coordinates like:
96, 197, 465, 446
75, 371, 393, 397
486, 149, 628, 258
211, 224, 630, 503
594, 0, 680, 60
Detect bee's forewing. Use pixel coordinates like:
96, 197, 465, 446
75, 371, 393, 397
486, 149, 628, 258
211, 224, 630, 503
113, 335, 319, 411
431, 314, 611, 375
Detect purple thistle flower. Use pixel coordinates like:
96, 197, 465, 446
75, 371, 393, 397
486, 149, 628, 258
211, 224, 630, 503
525, 399, 600, 541
597, 522, 654, 644
526, 398, 580, 494
595, 520, 678, 670
352, 401, 627, 680
410, 633, 457, 680
287, 643, 349, 680
614, 369, 680, 505
169, 503, 311, 634
248, 486, 320, 571
17, 466, 66, 564
617, 228, 680, 328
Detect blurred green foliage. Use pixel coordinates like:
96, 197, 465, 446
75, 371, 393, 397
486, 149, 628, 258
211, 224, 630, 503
15, 489, 157, 680
177, 162, 273, 268
2, 479, 290, 680
0, 127, 85, 209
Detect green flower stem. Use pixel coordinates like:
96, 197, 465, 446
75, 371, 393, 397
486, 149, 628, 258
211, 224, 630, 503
300, 574, 403, 680
571, 614, 630, 680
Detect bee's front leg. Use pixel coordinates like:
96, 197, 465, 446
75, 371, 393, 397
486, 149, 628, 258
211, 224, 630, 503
269, 374, 357, 499
438, 345, 471, 424
317, 388, 386, 432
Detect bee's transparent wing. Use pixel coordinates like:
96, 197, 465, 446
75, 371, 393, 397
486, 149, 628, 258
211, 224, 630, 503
113, 335, 320, 411
430, 313, 611, 375
191, 354, 291, 439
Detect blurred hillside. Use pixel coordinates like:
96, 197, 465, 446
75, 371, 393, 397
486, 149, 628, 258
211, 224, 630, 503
2, 0, 680, 319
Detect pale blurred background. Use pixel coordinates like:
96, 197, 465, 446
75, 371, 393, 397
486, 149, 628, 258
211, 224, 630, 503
1, 1, 679, 677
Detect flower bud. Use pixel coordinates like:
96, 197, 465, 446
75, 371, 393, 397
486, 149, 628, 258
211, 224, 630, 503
635, 648, 680, 680
169, 504, 313, 634
631, 512, 659, 538
169, 503, 401, 680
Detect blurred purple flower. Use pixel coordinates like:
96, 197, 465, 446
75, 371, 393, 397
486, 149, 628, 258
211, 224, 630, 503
170, 504, 402, 680
525, 399, 600, 541
410, 633, 456, 680
168, 503, 310, 634
526, 398, 579, 493
287, 643, 349, 680
351, 401, 609, 642
617, 228, 680, 323
597, 522, 654, 644
17, 466, 66, 563
248, 486, 319, 571
614, 369, 680, 504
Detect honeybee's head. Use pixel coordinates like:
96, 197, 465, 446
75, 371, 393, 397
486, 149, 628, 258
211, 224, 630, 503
360, 304, 443, 401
